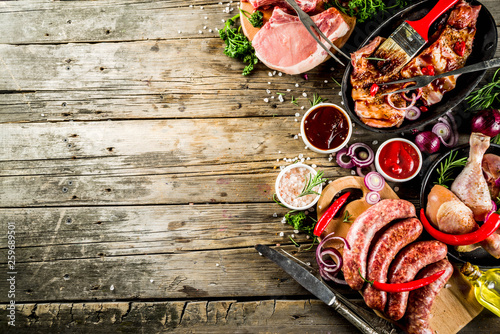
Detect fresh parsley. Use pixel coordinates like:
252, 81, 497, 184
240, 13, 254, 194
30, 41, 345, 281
329, 0, 408, 23
309, 93, 327, 107
298, 171, 328, 197
219, 14, 258, 76
435, 150, 468, 187
240, 9, 264, 28
283, 210, 318, 250
466, 68, 500, 111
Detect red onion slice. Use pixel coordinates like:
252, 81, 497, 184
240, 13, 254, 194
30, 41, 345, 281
432, 122, 451, 141
356, 164, 376, 178
336, 147, 355, 169
405, 106, 421, 120
347, 143, 374, 168
386, 92, 416, 111
364, 172, 385, 192
366, 191, 381, 205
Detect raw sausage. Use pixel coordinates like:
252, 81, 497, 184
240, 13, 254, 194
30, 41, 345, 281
405, 259, 454, 334
343, 199, 416, 290
386, 240, 447, 321
363, 218, 423, 311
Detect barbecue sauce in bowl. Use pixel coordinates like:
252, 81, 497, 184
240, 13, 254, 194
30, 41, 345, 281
301, 104, 352, 153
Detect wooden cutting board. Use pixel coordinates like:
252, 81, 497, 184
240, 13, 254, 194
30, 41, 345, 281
316, 176, 483, 334
239, 2, 356, 54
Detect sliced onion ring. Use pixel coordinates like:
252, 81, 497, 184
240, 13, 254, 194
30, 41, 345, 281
364, 171, 385, 192
347, 142, 374, 168
401, 87, 422, 101
336, 147, 355, 169
366, 191, 381, 205
432, 122, 451, 141
356, 164, 376, 178
316, 233, 350, 285
485, 200, 497, 222
387, 92, 416, 111
437, 113, 459, 148
405, 106, 421, 120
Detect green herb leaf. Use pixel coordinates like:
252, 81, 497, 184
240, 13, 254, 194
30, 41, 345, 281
466, 68, 500, 111
328, 0, 407, 23
331, 77, 342, 88
342, 210, 353, 223
309, 93, 327, 107
219, 13, 258, 76
366, 57, 387, 61
298, 171, 327, 197
291, 95, 298, 106
240, 9, 264, 28
435, 150, 468, 187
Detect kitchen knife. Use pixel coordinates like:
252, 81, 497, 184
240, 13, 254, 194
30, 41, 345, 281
255, 244, 401, 334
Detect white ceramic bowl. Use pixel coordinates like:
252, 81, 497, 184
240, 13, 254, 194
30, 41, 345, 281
375, 138, 423, 183
300, 103, 352, 154
275, 163, 322, 210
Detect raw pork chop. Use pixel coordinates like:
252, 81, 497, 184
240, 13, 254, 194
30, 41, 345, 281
244, 0, 324, 13
252, 7, 349, 75
401, 1, 481, 106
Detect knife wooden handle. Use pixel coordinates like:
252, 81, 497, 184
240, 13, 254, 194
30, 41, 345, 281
331, 298, 380, 334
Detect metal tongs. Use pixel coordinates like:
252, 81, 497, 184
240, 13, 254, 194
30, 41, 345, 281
284, 0, 351, 66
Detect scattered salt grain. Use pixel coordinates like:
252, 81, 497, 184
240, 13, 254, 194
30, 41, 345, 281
278, 95, 284, 102
291, 234, 295, 238
216, 263, 220, 267
209, 29, 213, 33
268, 71, 273, 77
271, 95, 275, 99
294, 230, 299, 234
295, 119, 298, 122
301, 106, 305, 110
273, 71, 277, 75
268, 82, 271, 85
281, 217, 286, 223
299, 153, 304, 159
189, 4, 193, 7
324, 80, 328, 83
279, 232, 285, 236
294, 135, 298, 139
178, 30, 181, 34
264, 98, 269, 103
306, 235, 310, 239
306, 157, 310, 160
286, 89, 291, 92
295, 113, 300, 117
351, 170, 356, 175
273, 212, 278, 218
305, 146, 308, 150
110, 285, 115, 291
295, 83, 299, 87
266, 89, 271, 94
203, 26, 207, 29
394, 187, 400, 192
278, 72, 283, 76
200, 6, 204, 9
204, 16, 208, 19
150, 279, 154, 283
222, 19, 225, 22
199, 30, 203, 34
278, 151, 281, 154
341, 101, 344, 105
259, 252, 263, 256
338, 91, 342, 95
277, 158, 279, 162
372, 140, 378, 145
312, 164, 317, 168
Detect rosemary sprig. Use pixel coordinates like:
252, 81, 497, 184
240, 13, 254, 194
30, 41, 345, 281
309, 93, 327, 107
331, 77, 342, 87
435, 150, 467, 187
291, 95, 298, 106
342, 210, 353, 223
492, 135, 500, 145
366, 57, 387, 61
298, 171, 327, 197
466, 68, 500, 111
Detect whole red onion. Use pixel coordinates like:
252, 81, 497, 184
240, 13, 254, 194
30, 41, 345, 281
415, 131, 441, 154
471, 109, 500, 137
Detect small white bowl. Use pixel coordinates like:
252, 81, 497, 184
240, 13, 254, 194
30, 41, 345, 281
275, 163, 322, 210
375, 138, 423, 183
300, 103, 352, 154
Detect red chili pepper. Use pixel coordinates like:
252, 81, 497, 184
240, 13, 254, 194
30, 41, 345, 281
420, 209, 500, 246
421, 65, 435, 76
313, 192, 350, 237
419, 106, 428, 112
359, 269, 445, 293
454, 41, 466, 56
370, 83, 379, 97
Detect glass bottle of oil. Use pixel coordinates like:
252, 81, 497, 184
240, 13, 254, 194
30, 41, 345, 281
460, 262, 500, 317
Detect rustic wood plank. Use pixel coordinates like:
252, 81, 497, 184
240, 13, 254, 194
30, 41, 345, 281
1, 299, 498, 333
0, 245, 333, 302
0, 204, 309, 262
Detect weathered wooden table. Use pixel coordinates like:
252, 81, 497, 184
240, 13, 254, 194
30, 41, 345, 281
1, 1, 499, 333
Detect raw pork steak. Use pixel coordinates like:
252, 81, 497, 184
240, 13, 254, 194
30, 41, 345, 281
252, 7, 349, 75
245, 0, 323, 13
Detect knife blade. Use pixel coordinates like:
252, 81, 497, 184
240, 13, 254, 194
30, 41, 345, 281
255, 244, 401, 334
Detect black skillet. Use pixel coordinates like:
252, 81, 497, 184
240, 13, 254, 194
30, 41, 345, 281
341, 0, 498, 133
420, 143, 500, 269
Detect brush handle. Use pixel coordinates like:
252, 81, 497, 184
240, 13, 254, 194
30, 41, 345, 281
406, 0, 460, 42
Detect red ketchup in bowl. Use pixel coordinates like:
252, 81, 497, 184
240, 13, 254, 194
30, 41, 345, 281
376, 139, 422, 182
